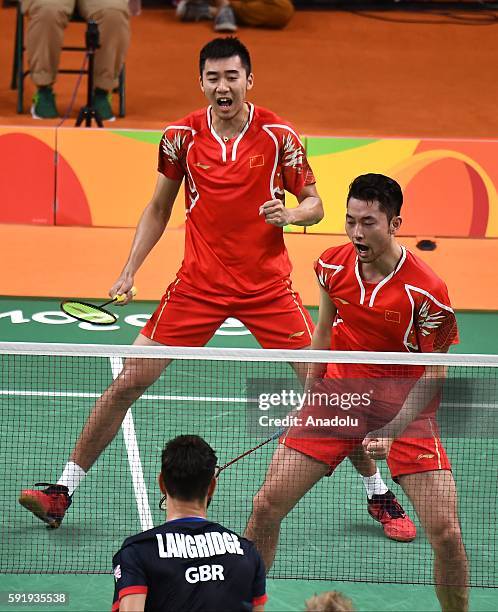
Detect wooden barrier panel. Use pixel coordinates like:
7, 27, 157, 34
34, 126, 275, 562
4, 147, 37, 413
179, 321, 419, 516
0, 128, 57, 225
2, 127, 498, 238
2, 224, 497, 310
306, 136, 498, 238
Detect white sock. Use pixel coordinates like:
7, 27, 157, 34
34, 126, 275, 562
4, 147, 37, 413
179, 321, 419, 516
362, 469, 389, 499
57, 461, 86, 496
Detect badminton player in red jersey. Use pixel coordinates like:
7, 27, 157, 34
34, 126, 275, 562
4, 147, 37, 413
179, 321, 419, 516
246, 175, 469, 612
19, 39, 411, 541
18, 37, 319, 520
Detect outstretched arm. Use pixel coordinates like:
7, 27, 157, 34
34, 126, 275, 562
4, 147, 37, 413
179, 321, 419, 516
110, 173, 182, 302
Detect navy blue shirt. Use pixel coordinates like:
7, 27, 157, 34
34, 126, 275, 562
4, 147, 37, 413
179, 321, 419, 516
112, 518, 267, 612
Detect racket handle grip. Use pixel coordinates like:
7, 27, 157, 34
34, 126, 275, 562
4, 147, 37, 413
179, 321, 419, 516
271, 427, 286, 440
115, 286, 137, 303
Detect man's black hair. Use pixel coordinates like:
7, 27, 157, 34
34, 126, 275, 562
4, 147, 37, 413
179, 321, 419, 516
161, 435, 217, 502
199, 37, 252, 76
347, 173, 403, 220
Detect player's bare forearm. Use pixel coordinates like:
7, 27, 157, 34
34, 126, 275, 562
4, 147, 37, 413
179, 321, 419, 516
383, 366, 446, 435
292, 183, 323, 226
259, 184, 323, 227
287, 195, 323, 227
307, 286, 336, 385
364, 365, 447, 458
124, 174, 181, 274
306, 325, 330, 385
119, 593, 146, 611
111, 174, 181, 298
311, 324, 331, 351
313, 286, 336, 352
122, 202, 171, 276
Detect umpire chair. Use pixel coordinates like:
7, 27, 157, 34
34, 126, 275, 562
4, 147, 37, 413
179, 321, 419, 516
11, 2, 126, 116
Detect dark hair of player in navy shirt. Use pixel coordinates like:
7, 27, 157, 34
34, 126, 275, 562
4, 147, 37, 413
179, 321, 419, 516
112, 435, 267, 612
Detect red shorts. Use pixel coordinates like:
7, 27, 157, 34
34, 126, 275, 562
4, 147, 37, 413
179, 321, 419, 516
141, 277, 314, 349
282, 426, 451, 480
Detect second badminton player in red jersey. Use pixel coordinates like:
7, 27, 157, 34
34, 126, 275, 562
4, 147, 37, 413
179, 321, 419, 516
286, 236, 459, 471
246, 174, 469, 612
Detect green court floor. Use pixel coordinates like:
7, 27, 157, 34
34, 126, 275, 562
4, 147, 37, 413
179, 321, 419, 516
0, 297, 497, 353
0, 298, 497, 611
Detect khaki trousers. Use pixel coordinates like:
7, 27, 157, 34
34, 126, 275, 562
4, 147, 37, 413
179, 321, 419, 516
230, 0, 294, 28
21, 0, 130, 90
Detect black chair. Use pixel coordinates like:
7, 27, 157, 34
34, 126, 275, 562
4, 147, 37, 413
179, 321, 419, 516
11, 2, 126, 116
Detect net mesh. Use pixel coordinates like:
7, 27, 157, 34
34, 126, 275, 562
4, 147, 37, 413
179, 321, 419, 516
0, 342, 496, 587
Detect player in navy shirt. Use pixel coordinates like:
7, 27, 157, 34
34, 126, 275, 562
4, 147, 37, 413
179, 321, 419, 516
112, 435, 267, 612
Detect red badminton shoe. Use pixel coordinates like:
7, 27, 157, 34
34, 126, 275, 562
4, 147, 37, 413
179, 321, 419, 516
19, 483, 71, 529
368, 490, 416, 542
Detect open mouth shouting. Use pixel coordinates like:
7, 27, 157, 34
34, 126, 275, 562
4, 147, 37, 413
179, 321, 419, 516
216, 97, 233, 111
354, 243, 370, 257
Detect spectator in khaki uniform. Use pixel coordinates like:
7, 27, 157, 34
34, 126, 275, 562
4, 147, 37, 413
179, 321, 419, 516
21, 0, 131, 120
176, 0, 294, 33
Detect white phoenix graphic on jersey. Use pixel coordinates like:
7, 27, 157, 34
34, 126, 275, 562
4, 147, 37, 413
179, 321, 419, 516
405, 296, 448, 351
318, 269, 330, 289
417, 299, 446, 336
317, 262, 343, 290
162, 132, 186, 163
281, 134, 303, 169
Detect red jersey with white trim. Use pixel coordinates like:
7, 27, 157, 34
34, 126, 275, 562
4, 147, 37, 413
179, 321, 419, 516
158, 103, 316, 295
315, 242, 458, 380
